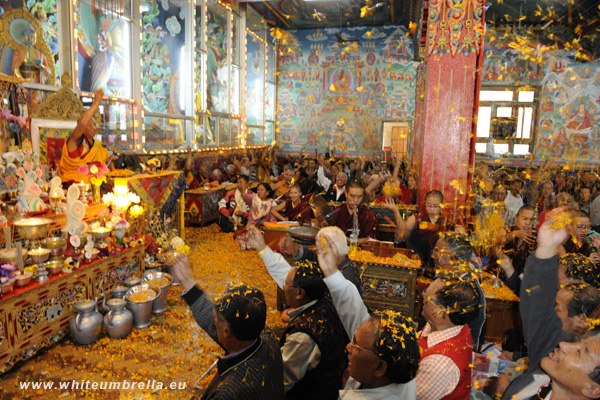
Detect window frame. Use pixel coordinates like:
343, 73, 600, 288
475, 86, 540, 157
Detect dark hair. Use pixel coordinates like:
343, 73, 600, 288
257, 182, 273, 198
215, 284, 266, 341
560, 253, 599, 287
238, 174, 249, 183
370, 311, 420, 384
517, 205, 535, 217
346, 180, 365, 191
563, 283, 600, 319
435, 279, 481, 326
511, 178, 523, 187
591, 365, 600, 385
292, 261, 327, 301
425, 190, 443, 202
439, 231, 475, 262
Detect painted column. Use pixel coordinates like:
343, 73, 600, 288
412, 0, 485, 224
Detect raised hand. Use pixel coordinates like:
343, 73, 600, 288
165, 251, 196, 292
246, 225, 266, 251
316, 234, 339, 277
536, 207, 569, 259
93, 88, 105, 104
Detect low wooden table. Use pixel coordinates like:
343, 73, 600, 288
0, 246, 144, 374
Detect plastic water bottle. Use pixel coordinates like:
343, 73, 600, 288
349, 207, 360, 254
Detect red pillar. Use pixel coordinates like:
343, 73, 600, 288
412, 0, 485, 224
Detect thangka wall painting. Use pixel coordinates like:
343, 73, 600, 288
141, 0, 186, 114
482, 28, 599, 164
535, 55, 599, 163
25, 0, 60, 80
75, 1, 133, 98
276, 26, 418, 156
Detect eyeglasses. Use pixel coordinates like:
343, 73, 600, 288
348, 335, 379, 357
576, 225, 591, 230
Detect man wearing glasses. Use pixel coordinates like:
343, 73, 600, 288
316, 231, 480, 400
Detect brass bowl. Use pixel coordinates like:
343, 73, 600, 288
0, 248, 28, 264
42, 237, 66, 250
44, 260, 63, 275
29, 248, 51, 263
13, 218, 53, 240
42, 237, 66, 257
90, 227, 112, 242
14, 271, 33, 287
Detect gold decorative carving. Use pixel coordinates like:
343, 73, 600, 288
0, 8, 56, 85
32, 73, 84, 120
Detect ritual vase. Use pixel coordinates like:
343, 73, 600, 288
91, 182, 102, 203
104, 298, 133, 339
69, 300, 102, 345
114, 228, 126, 244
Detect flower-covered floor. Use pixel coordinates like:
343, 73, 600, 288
1, 225, 284, 400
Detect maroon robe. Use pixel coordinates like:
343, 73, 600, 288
330, 204, 377, 238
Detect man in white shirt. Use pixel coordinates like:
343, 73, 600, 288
505, 178, 525, 227
317, 155, 347, 203
247, 226, 420, 399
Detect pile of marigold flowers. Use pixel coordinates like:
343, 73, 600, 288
349, 249, 422, 269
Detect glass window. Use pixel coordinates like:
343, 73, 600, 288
143, 115, 187, 151
480, 90, 513, 102
247, 126, 264, 147
246, 31, 265, 126
206, 0, 229, 114
218, 117, 230, 146
518, 91, 535, 102
141, 0, 187, 113
476, 87, 538, 157
27, 0, 61, 82
75, 1, 132, 98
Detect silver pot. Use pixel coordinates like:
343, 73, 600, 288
125, 284, 160, 329
104, 298, 133, 339
69, 300, 102, 345
142, 271, 173, 313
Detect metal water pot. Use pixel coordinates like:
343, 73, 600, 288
69, 300, 102, 345
104, 298, 133, 339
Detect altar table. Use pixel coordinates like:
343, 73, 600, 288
0, 246, 144, 374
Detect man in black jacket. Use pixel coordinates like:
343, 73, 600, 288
247, 226, 350, 400
168, 252, 284, 400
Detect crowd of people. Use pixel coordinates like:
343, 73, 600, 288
162, 147, 600, 400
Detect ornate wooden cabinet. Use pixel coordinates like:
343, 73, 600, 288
0, 247, 144, 374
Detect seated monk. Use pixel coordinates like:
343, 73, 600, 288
59, 88, 110, 183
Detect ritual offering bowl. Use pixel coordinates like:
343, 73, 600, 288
29, 247, 51, 263
44, 260, 64, 275
84, 248, 100, 262
0, 248, 28, 264
125, 284, 160, 328
42, 237, 66, 257
13, 218, 53, 240
90, 227, 112, 246
288, 226, 320, 245
142, 271, 173, 313
14, 271, 33, 287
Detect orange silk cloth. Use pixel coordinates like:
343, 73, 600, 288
58, 140, 109, 183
